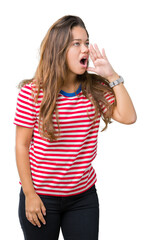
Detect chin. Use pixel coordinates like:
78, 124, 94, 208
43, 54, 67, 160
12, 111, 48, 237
78, 72, 87, 76
77, 69, 87, 75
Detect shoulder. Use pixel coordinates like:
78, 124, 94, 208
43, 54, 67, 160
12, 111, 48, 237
18, 83, 33, 101
17, 82, 37, 105
20, 82, 32, 92
19, 80, 39, 97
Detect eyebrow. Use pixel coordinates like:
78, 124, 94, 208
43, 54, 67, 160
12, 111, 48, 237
72, 38, 89, 41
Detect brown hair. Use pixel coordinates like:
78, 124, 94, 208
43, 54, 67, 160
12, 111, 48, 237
18, 15, 116, 141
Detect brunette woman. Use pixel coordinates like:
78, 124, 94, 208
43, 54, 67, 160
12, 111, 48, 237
14, 15, 136, 240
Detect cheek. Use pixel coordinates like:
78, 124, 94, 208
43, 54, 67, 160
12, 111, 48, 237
67, 51, 78, 68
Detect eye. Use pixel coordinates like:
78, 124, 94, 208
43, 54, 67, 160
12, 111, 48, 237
86, 42, 89, 46
74, 42, 80, 46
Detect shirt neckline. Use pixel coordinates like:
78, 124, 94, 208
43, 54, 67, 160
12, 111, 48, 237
59, 84, 82, 97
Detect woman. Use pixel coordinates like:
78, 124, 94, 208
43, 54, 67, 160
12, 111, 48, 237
14, 15, 136, 240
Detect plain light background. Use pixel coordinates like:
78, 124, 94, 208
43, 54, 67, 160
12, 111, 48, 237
0, 0, 150, 239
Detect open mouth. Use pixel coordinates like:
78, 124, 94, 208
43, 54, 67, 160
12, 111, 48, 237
80, 58, 88, 68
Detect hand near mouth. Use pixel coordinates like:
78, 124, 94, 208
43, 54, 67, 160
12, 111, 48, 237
87, 44, 118, 81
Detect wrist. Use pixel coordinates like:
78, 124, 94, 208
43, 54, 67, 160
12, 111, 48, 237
24, 191, 37, 198
107, 73, 119, 82
109, 75, 124, 88
23, 186, 36, 197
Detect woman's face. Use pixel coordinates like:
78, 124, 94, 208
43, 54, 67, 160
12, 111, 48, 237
66, 26, 89, 77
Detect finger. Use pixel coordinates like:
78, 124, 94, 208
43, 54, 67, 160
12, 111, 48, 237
32, 213, 41, 228
26, 212, 36, 226
102, 48, 108, 60
89, 45, 95, 62
87, 67, 97, 73
89, 44, 97, 61
89, 52, 95, 64
37, 211, 46, 225
94, 44, 103, 58
29, 219, 36, 226
41, 203, 46, 216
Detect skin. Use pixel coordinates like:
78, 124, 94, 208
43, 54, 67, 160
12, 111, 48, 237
63, 26, 89, 92
16, 126, 46, 228
15, 25, 137, 228
65, 26, 137, 123
87, 42, 137, 123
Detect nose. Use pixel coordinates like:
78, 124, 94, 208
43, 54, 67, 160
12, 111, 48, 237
81, 44, 89, 53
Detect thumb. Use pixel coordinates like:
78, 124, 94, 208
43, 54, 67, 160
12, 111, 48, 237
87, 67, 97, 73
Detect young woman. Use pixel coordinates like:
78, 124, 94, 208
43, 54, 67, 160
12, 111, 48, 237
14, 15, 136, 240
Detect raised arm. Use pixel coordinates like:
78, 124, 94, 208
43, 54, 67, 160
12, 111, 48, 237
87, 44, 137, 124
107, 73, 137, 124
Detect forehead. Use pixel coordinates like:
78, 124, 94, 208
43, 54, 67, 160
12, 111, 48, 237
71, 26, 88, 41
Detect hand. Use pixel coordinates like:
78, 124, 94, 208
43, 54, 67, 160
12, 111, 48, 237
25, 192, 46, 227
87, 44, 118, 81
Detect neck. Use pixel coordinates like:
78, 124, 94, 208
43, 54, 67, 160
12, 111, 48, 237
62, 72, 80, 92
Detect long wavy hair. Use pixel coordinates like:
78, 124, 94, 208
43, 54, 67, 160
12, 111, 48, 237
19, 15, 116, 141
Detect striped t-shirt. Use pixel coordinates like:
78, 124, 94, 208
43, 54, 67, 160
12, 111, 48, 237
14, 82, 115, 196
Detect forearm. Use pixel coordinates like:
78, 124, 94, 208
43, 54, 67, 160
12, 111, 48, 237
16, 145, 35, 196
107, 73, 137, 124
16, 144, 46, 227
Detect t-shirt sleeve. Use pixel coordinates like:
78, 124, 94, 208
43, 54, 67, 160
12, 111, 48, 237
13, 83, 36, 128
99, 91, 115, 114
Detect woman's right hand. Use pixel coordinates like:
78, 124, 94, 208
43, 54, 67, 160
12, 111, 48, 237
25, 192, 46, 227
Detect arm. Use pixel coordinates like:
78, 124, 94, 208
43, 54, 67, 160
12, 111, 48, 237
107, 73, 137, 124
87, 44, 137, 124
16, 126, 35, 195
15, 126, 46, 227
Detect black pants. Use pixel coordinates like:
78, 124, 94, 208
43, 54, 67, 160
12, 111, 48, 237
19, 184, 99, 240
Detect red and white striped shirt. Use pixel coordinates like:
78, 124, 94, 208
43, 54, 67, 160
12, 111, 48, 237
14, 82, 115, 196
